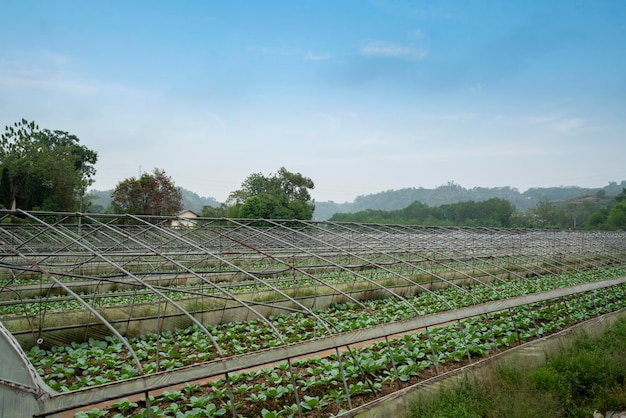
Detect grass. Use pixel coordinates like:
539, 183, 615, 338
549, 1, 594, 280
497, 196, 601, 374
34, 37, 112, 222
410, 317, 626, 418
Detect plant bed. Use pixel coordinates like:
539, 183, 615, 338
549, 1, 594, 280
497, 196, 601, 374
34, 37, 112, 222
5, 262, 625, 341
19, 266, 626, 416
66, 290, 626, 417
26, 266, 626, 388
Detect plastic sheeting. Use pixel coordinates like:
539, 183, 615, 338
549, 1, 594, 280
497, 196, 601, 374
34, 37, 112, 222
0, 322, 49, 418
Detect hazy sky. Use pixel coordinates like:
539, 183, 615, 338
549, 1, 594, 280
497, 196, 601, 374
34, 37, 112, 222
1, 1, 625, 203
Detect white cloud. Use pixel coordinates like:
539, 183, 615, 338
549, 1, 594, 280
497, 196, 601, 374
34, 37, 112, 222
421, 111, 477, 121
250, 44, 301, 56
360, 41, 428, 60
249, 45, 331, 62
316, 111, 358, 124
0, 57, 148, 99
408, 29, 424, 39
525, 114, 585, 134
552, 118, 584, 133
304, 51, 330, 61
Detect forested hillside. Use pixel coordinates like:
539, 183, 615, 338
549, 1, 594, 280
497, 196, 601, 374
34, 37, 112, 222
87, 180, 626, 225
329, 189, 626, 230
314, 181, 626, 220
330, 198, 515, 227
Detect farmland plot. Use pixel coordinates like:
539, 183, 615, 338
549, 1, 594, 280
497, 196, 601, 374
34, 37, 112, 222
0, 210, 625, 417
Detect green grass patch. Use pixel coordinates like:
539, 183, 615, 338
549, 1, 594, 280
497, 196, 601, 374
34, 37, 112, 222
410, 317, 626, 418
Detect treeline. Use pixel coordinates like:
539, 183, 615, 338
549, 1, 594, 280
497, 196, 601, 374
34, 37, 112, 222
1, 119, 316, 221
516, 190, 626, 230
330, 198, 515, 227
314, 181, 626, 220
329, 190, 626, 230
94, 166, 315, 220
88, 188, 221, 215
0, 120, 97, 212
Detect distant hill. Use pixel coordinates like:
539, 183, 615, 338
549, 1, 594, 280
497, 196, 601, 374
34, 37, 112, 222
88, 180, 626, 220
313, 181, 626, 220
86, 188, 220, 214
180, 190, 220, 214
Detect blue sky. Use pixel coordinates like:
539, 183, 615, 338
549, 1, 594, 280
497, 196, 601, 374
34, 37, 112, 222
1, 1, 625, 203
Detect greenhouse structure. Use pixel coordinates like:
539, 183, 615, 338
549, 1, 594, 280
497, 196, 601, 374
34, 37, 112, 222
1, 209, 626, 417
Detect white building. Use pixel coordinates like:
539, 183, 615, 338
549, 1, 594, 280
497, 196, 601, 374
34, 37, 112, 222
170, 209, 199, 227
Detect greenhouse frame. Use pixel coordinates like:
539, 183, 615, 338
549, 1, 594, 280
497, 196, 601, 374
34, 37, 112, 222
1, 209, 625, 417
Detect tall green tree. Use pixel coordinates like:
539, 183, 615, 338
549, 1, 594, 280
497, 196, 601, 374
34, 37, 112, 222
0, 119, 98, 211
201, 203, 228, 218
605, 189, 626, 230
607, 202, 626, 230
530, 199, 564, 228
0, 167, 12, 208
111, 168, 183, 216
227, 167, 315, 220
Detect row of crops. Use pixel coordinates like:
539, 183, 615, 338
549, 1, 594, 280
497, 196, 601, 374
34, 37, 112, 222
0, 210, 625, 417
30, 268, 626, 417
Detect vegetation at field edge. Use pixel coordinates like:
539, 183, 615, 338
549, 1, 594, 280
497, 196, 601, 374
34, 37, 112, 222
410, 317, 626, 418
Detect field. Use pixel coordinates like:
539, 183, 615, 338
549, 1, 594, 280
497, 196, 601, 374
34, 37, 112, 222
1, 211, 625, 417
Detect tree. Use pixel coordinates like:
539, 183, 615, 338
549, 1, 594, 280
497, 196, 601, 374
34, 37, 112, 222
0, 119, 98, 211
480, 198, 514, 227
329, 198, 514, 227
531, 199, 563, 228
607, 202, 626, 230
240, 194, 291, 219
111, 168, 183, 216
201, 204, 228, 218
227, 167, 315, 220
606, 189, 626, 230
0, 167, 12, 208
